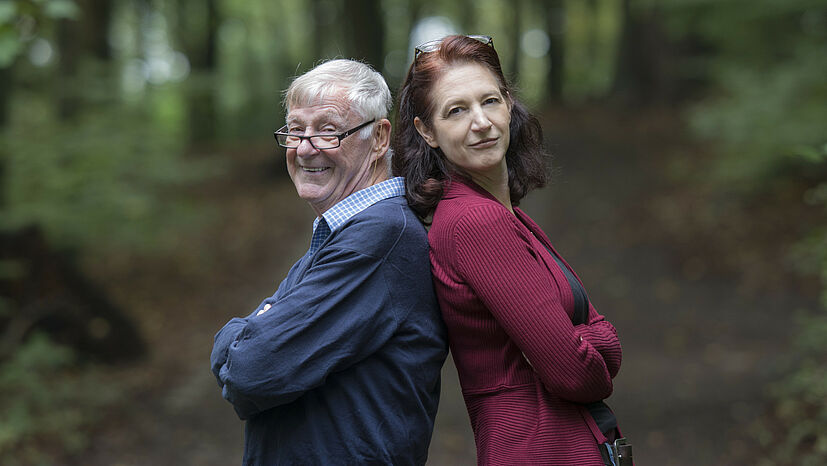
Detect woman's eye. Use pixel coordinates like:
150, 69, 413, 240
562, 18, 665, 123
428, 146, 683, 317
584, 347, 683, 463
483, 97, 500, 105
447, 107, 463, 116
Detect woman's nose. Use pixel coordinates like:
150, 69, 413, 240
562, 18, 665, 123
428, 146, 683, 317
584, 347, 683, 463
470, 108, 493, 131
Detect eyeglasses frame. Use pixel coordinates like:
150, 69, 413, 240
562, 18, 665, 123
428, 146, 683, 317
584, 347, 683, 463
274, 119, 376, 150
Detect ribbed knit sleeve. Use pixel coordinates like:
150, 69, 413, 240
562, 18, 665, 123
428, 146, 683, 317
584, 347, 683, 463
576, 302, 622, 378
447, 203, 613, 403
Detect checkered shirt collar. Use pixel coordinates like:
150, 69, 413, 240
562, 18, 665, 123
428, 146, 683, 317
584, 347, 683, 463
309, 177, 406, 253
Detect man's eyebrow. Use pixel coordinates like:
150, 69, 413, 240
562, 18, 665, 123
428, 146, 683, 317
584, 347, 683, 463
286, 110, 347, 127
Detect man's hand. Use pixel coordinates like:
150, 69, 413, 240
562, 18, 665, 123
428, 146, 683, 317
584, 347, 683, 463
257, 303, 272, 316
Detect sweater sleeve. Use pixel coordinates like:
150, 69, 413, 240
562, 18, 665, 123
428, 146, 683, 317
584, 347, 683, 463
210, 277, 292, 387
214, 246, 399, 420
454, 205, 613, 403
575, 301, 622, 378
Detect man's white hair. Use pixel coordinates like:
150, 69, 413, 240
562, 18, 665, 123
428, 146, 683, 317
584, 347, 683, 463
284, 59, 392, 140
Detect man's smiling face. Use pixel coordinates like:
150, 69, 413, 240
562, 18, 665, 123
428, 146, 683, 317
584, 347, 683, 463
284, 95, 377, 216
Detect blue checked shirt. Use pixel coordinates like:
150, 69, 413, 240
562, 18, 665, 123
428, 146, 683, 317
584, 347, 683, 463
309, 176, 406, 254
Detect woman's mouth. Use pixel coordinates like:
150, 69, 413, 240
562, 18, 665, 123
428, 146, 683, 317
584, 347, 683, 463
470, 137, 498, 148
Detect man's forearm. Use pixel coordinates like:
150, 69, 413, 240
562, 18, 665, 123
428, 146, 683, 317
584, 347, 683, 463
210, 317, 248, 385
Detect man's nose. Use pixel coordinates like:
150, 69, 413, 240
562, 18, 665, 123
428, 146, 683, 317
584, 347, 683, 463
295, 137, 320, 156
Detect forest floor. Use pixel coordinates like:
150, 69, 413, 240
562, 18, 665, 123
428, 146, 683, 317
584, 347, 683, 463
73, 106, 817, 465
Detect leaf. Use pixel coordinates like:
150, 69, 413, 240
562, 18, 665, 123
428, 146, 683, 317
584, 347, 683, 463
790, 144, 827, 163
44, 0, 79, 20
0, 30, 22, 68
0, 2, 17, 24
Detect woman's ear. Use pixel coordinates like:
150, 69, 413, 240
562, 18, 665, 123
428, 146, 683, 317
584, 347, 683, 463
413, 117, 439, 148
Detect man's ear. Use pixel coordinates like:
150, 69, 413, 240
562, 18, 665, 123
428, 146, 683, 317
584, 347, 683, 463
413, 117, 439, 148
370, 119, 392, 161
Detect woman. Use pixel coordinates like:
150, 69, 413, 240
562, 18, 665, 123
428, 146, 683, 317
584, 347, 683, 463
392, 35, 626, 466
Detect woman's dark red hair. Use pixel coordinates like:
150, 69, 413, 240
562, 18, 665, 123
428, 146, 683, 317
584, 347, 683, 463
391, 35, 549, 219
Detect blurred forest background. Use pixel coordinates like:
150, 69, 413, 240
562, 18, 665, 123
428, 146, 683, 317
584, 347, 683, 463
1, 0, 825, 465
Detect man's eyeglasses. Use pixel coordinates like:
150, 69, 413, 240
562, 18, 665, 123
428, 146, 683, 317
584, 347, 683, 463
274, 119, 375, 150
414, 35, 493, 60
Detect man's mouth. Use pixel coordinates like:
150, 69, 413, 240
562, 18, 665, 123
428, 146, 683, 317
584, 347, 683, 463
301, 166, 329, 173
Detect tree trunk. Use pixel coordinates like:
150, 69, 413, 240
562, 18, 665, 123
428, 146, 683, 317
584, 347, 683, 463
311, 0, 327, 59
56, 18, 81, 120
508, 0, 522, 84
176, 0, 218, 71
204, 0, 218, 70
0, 67, 7, 208
84, 0, 114, 61
611, 0, 670, 105
54, 0, 115, 120
343, 0, 385, 71
0, 67, 9, 128
544, 0, 565, 103
586, 0, 599, 68
456, 0, 476, 34
176, 0, 220, 144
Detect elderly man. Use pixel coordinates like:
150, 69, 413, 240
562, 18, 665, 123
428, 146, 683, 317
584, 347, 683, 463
210, 59, 448, 465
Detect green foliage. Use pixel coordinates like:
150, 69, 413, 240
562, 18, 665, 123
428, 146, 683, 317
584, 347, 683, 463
658, 2, 827, 463
0, 0, 78, 68
0, 333, 120, 465
564, 0, 622, 101
663, 0, 827, 189
752, 306, 827, 466
688, 44, 827, 187
0, 88, 218, 253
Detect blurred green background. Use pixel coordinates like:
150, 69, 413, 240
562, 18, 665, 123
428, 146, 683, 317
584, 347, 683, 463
1, 0, 826, 465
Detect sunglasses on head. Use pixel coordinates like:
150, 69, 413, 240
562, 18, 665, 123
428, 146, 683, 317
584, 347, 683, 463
414, 35, 494, 60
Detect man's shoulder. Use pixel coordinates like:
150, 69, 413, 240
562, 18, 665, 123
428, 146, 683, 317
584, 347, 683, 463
331, 196, 427, 255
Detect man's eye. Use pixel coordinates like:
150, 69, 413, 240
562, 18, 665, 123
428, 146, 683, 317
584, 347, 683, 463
288, 127, 304, 134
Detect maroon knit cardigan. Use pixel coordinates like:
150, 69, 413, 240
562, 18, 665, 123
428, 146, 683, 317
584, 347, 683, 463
429, 177, 623, 466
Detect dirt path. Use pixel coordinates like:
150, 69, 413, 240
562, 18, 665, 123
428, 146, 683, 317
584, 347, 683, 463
77, 109, 808, 465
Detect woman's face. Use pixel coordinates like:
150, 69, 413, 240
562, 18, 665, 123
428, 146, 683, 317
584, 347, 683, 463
414, 62, 512, 184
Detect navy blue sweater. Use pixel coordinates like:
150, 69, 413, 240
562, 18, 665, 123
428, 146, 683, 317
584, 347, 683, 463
210, 196, 448, 465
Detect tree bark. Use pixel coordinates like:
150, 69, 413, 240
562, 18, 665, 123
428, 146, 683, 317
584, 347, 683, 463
311, 0, 327, 59
611, 0, 670, 105
456, 0, 476, 34
508, 0, 522, 84
0, 66, 7, 208
0, 67, 9, 128
343, 0, 385, 71
204, 0, 218, 70
544, 0, 565, 103
176, 0, 218, 71
56, 18, 81, 120
84, 0, 114, 61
